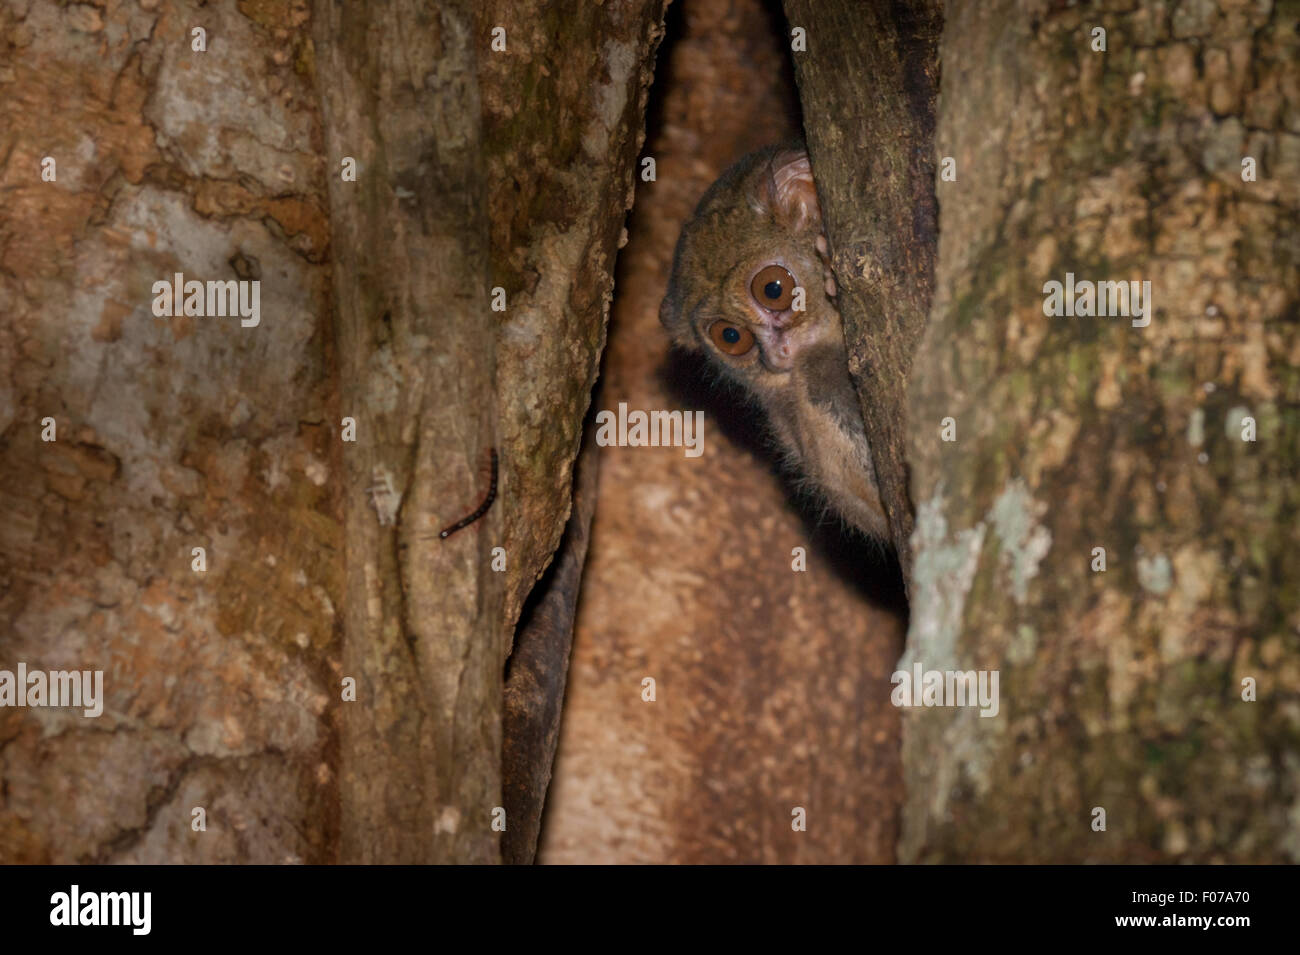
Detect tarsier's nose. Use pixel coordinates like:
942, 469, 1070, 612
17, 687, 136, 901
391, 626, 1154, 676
769, 306, 805, 331
762, 346, 796, 373
760, 327, 800, 372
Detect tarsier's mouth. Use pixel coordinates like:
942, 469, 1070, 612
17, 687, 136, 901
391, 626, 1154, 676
756, 320, 821, 373
759, 340, 796, 373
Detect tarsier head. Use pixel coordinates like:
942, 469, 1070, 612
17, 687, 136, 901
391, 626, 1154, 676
659, 143, 843, 404
660, 143, 888, 539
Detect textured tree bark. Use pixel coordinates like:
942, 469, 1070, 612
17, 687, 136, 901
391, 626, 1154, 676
904, 0, 1300, 862
314, 0, 670, 861
476, 0, 669, 637
782, 0, 943, 593
1, 0, 337, 865
501, 424, 599, 864
475, 0, 669, 856
0, 0, 668, 864
314, 0, 503, 864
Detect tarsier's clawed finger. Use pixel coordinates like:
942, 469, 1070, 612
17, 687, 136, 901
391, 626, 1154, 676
815, 232, 837, 297
816, 231, 837, 294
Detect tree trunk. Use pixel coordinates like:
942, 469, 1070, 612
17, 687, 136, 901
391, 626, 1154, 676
1, 0, 339, 865
783, 0, 944, 592
501, 422, 599, 864
313, 0, 504, 864
1, 0, 666, 864
903, 0, 1300, 862
475, 0, 669, 862
477, 0, 670, 637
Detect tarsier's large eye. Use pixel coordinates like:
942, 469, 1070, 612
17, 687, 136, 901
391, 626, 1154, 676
750, 264, 796, 312
708, 321, 755, 356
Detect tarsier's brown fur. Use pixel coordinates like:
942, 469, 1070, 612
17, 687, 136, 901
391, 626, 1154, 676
660, 143, 887, 539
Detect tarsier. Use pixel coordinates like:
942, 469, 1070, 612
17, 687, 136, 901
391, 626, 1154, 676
660, 143, 887, 539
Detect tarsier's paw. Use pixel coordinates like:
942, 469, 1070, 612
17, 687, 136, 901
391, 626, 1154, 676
815, 232, 837, 298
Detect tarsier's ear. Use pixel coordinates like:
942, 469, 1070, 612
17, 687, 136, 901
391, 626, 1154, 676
754, 148, 822, 233
659, 282, 705, 351
658, 291, 678, 330
658, 287, 691, 345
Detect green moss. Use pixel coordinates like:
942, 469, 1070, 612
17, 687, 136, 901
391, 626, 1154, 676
1143, 741, 1168, 766
1152, 354, 1191, 396
237, 0, 291, 32
295, 38, 315, 79
954, 288, 982, 330
1066, 344, 1098, 403
1006, 368, 1034, 404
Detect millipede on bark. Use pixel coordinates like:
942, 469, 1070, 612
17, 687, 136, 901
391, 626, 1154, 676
437, 447, 498, 539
